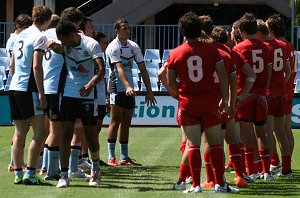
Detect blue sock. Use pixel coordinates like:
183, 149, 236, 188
69, 147, 80, 172
48, 149, 59, 177
41, 146, 48, 170
60, 171, 68, 178
14, 170, 23, 179
120, 143, 128, 160
92, 161, 100, 172
108, 143, 116, 159
25, 169, 36, 178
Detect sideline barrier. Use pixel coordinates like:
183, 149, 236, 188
2, 93, 300, 127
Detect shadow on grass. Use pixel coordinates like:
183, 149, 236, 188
239, 169, 300, 196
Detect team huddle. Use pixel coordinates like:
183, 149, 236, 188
5, 4, 296, 194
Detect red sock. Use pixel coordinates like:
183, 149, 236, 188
245, 148, 255, 175
239, 143, 246, 174
188, 145, 201, 187
282, 156, 291, 174
210, 144, 225, 186
228, 144, 243, 178
271, 153, 280, 166
186, 168, 191, 179
179, 141, 186, 155
204, 152, 214, 183
259, 149, 270, 174
177, 164, 189, 184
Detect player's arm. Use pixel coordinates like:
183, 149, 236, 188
284, 59, 291, 83
158, 66, 178, 100
266, 63, 272, 88
238, 63, 256, 101
32, 49, 47, 109
115, 62, 136, 97
79, 57, 105, 97
166, 68, 179, 99
9, 51, 15, 75
215, 60, 229, 111
229, 70, 238, 111
47, 40, 64, 54
138, 62, 156, 106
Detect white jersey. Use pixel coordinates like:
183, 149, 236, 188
10, 26, 47, 92
6, 33, 17, 58
63, 34, 103, 99
43, 28, 65, 94
106, 37, 144, 93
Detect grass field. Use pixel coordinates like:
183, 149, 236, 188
0, 126, 299, 198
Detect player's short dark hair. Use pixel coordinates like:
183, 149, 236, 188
232, 21, 242, 43
60, 7, 84, 24
15, 14, 32, 30
199, 15, 213, 35
48, 14, 60, 29
32, 5, 52, 26
266, 14, 285, 37
114, 18, 128, 30
211, 26, 228, 44
56, 20, 77, 37
238, 12, 257, 35
256, 19, 269, 36
93, 31, 106, 41
178, 12, 202, 39
79, 17, 93, 33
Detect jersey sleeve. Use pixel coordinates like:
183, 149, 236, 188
90, 41, 103, 59
106, 45, 122, 64
33, 34, 47, 52
131, 42, 144, 63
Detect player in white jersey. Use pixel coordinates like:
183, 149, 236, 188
51, 20, 105, 188
40, 14, 64, 180
105, 18, 156, 166
9, 5, 52, 185
6, 14, 32, 173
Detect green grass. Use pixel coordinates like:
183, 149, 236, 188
0, 126, 299, 198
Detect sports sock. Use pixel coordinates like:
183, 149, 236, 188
282, 155, 292, 174
210, 144, 225, 186
41, 144, 49, 170
245, 147, 255, 175
48, 147, 60, 177
271, 153, 280, 166
228, 144, 244, 178
25, 167, 36, 177
10, 142, 14, 166
108, 139, 116, 159
69, 146, 81, 173
259, 149, 270, 174
91, 161, 100, 172
188, 145, 201, 188
179, 141, 186, 155
120, 141, 128, 160
239, 143, 246, 174
204, 151, 214, 183
177, 163, 189, 184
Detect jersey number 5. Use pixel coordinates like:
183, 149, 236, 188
252, 49, 264, 73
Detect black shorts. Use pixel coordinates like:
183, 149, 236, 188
60, 97, 97, 126
45, 94, 60, 121
9, 91, 44, 120
110, 92, 135, 109
96, 105, 107, 120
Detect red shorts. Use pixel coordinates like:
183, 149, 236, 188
267, 93, 287, 117
177, 109, 222, 128
237, 93, 267, 122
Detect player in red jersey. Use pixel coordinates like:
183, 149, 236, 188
256, 19, 292, 177
166, 12, 238, 193
232, 13, 274, 181
199, 15, 248, 188
266, 14, 295, 177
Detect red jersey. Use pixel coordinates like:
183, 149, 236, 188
233, 39, 271, 95
263, 39, 288, 94
166, 41, 223, 112
276, 39, 297, 101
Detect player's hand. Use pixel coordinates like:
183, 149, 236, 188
47, 40, 57, 49
236, 93, 246, 103
125, 87, 136, 97
219, 99, 229, 114
227, 105, 235, 118
79, 85, 93, 97
145, 91, 157, 106
38, 93, 47, 110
